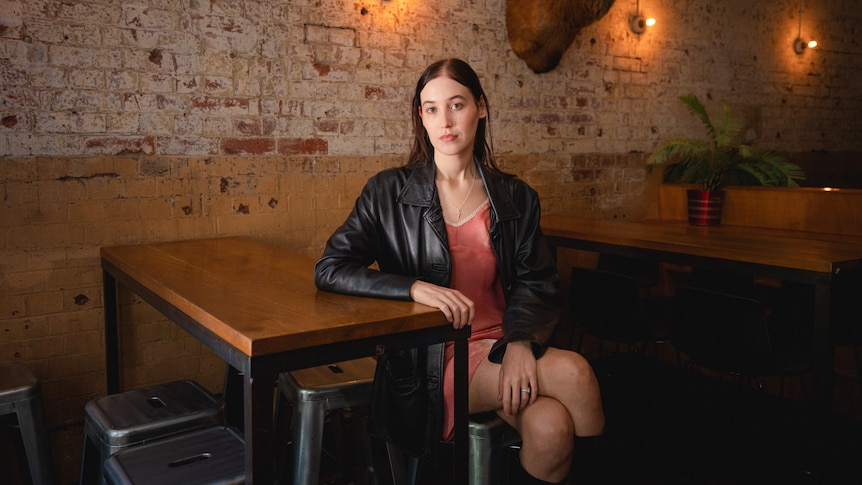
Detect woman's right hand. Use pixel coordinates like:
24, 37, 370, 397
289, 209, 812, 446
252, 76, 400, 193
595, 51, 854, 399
410, 280, 474, 329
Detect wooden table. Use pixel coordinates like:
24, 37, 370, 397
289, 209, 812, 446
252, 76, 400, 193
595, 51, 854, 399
101, 237, 470, 484
541, 215, 862, 416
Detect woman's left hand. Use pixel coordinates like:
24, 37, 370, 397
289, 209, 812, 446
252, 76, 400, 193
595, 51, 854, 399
498, 340, 537, 416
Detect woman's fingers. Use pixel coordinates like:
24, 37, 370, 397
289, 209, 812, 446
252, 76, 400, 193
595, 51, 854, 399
500, 382, 532, 416
410, 280, 474, 328
499, 342, 538, 415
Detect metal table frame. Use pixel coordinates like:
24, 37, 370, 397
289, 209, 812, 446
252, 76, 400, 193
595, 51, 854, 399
102, 242, 470, 484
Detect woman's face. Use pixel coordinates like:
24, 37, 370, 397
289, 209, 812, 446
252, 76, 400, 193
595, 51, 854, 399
418, 75, 486, 161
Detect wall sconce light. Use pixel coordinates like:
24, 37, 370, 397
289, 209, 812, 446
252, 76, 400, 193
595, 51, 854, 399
794, 38, 817, 54
630, 0, 655, 34
794, 0, 817, 54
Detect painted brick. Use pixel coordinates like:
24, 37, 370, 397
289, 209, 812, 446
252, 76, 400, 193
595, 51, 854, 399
221, 137, 276, 155
1, 1, 861, 482
278, 137, 328, 155
84, 136, 156, 156
24, 334, 66, 359
190, 96, 250, 115
1, 316, 50, 339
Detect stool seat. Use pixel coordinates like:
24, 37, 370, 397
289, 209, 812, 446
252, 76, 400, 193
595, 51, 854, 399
281, 357, 377, 403
276, 357, 377, 485
104, 426, 245, 485
0, 364, 40, 401
0, 363, 55, 485
80, 380, 222, 485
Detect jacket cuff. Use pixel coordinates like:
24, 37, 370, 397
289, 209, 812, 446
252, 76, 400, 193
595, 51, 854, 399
487, 336, 544, 364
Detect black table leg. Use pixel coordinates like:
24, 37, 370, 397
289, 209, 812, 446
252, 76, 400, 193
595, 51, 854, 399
811, 281, 834, 415
453, 326, 469, 485
223, 364, 245, 430
104, 270, 120, 394
245, 366, 276, 484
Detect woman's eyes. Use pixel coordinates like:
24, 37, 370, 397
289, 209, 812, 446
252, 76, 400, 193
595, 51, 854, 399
425, 103, 463, 114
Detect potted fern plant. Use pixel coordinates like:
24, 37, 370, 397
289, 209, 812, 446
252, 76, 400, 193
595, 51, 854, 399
647, 94, 805, 225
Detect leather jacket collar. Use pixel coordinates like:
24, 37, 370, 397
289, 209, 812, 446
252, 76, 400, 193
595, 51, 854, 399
397, 159, 521, 224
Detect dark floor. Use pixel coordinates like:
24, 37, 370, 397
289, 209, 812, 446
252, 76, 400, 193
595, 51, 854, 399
296, 350, 862, 485
582, 353, 862, 484
4, 351, 861, 484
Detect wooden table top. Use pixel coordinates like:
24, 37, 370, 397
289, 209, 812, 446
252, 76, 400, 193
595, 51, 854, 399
541, 215, 862, 275
101, 237, 448, 357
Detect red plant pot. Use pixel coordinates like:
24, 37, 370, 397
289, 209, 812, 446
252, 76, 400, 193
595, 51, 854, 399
686, 189, 724, 226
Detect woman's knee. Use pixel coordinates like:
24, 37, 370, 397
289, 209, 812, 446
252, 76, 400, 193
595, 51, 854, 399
542, 349, 600, 391
520, 399, 575, 449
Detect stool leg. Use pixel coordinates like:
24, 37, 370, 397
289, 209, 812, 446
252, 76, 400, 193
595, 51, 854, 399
386, 443, 419, 485
78, 422, 106, 485
16, 395, 55, 485
469, 436, 494, 485
78, 430, 94, 485
352, 410, 378, 485
290, 399, 325, 485
273, 389, 293, 482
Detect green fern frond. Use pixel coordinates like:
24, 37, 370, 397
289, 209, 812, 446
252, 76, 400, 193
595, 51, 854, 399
646, 94, 805, 190
715, 101, 743, 149
679, 94, 716, 145
646, 138, 709, 166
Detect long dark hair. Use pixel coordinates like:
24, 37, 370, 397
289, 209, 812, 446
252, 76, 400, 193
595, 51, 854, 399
406, 58, 499, 172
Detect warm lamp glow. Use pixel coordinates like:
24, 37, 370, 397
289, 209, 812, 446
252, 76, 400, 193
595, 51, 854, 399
629, 0, 653, 34
794, 37, 817, 54
793, 1, 817, 54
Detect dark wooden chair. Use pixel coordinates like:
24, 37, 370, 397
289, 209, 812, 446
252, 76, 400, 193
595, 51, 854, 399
595, 254, 661, 289
670, 285, 812, 397
569, 265, 671, 358
775, 269, 862, 398
829, 270, 862, 396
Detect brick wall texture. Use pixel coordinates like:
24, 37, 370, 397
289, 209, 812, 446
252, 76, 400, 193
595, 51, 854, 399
1, 0, 861, 481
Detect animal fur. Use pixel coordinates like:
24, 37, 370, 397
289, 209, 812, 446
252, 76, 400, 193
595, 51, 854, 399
506, 0, 615, 73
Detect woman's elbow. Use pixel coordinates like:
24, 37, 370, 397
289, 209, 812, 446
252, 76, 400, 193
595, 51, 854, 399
313, 259, 336, 291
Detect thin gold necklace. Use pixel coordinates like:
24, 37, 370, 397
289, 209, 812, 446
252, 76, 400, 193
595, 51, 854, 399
443, 176, 476, 220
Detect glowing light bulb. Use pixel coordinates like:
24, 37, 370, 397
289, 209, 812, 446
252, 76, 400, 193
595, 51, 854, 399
807, 40, 817, 49
645, 18, 656, 27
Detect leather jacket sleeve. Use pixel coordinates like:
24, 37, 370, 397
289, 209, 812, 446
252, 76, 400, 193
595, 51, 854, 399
314, 170, 425, 301
486, 176, 561, 363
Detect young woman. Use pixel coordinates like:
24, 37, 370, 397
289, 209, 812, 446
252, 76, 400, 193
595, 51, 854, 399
315, 58, 604, 484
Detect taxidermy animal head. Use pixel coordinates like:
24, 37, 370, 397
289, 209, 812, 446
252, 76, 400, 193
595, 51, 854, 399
507, 0, 616, 73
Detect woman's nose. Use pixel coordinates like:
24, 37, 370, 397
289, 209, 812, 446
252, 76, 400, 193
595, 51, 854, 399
441, 111, 453, 127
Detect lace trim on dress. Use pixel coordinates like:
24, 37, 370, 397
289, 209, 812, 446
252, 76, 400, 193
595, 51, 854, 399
445, 198, 489, 228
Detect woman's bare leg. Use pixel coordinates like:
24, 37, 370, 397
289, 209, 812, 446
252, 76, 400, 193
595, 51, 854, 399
468, 347, 604, 482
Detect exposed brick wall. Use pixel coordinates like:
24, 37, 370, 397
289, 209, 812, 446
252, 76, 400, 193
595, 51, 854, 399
3, 1, 860, 159
1, 0, 861, 482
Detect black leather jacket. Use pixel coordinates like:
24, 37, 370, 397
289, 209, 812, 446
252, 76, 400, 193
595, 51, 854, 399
315, 160, 560, 359
314, 161, 560, 454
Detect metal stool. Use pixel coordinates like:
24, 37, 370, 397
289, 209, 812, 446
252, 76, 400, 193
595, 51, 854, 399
468, 412, 521, 485
388, 412, 522, 485
275, 357, 377, 485
103, 425, 244, 485
79, 380, 222, 485
0, 363, 55, 485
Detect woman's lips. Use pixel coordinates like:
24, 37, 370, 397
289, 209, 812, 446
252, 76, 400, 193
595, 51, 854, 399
439, 134, 456, 142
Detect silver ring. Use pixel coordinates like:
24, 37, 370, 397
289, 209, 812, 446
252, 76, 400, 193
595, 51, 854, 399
520, 387, 531, 394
